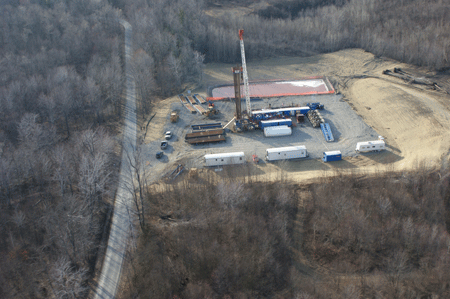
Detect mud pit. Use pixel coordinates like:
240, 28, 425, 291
142, 49, 450, 182
210, 78, 333, 99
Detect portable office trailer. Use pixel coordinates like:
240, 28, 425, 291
266, 146, 308, 161
263, 125, 292, 137
260, 118, 292, 129
322, 151, 342, 162
355, 139, 386, 152
204, 152, 245, 167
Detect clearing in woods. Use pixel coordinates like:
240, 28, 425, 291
143, 49, 450, 181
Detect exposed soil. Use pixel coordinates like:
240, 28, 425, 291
142, 49, 450, 183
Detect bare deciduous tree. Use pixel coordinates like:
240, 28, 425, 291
50, 257, 88, 299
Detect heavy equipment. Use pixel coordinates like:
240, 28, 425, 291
205, 101, 219, 117
170, 111, 179, 123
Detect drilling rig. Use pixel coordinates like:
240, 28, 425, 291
232, 29, 254, 132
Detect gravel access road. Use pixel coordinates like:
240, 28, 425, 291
93, 19, 136, 299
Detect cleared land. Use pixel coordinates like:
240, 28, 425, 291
141, 49, 450, 181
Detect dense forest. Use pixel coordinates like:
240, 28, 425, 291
1, 0, 450, 298
122, 168, 450, 298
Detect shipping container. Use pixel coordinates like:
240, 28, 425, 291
260, 118, 292, 129
263, 125, 292, 137
356, 137, 385, 152
266, 146, 308, 161
322, 151, 342, 162
204, 152, 245, 167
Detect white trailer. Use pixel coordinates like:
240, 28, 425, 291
204, 152, 246, 167
356, 136, 386, 152
266, 146, 308, 161
263, 125, 292, 137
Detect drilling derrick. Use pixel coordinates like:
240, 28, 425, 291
232, 66, 242, 121
239, 29, 252, 117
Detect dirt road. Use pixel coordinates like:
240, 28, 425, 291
93, 20, 136, 299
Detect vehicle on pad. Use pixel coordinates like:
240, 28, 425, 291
165, 131, 173, 140
306, 102, 324, 110
160, 141, 168, 150
156, 151, 164, 159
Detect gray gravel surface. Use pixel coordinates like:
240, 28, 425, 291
142, 92, 379, 168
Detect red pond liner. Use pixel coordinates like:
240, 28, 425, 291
207, 77, 335, 101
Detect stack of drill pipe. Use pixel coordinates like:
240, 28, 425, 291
307, 110, 325, 128
316, 111, 325, 124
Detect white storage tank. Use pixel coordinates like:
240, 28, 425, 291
266, 146, 308, 161
204, 152, 245, 167
263, 125, 292, 137
356, 136, 386, 152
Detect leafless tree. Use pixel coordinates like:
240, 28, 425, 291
50, 257, 88, 299
132, 50, 156, 114
124, 143, 148, 230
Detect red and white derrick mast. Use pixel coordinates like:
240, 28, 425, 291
239, 29, 252, 117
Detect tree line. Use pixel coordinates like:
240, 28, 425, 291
198, 0, 450, 69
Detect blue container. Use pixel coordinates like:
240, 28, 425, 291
322, 151, 342, 162
320, 123, 334, 142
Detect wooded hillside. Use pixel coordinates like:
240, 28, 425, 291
121, 168, 450, 298
1, 0, 450, 298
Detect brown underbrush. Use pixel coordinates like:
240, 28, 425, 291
122, 165, 450, 298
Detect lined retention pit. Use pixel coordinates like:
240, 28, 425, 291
209, 77, 335, 100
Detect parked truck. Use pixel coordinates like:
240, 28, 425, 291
204, 152, 245, 167
266, 146, 308, 161
263, 125, 292, 137
170, 111, 179, 123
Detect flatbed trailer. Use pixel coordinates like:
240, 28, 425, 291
185, 129, 225, 140
194, 94, 207, 104
184, 103, 197, 114
191, 123, 222, 131
178, 94, 188, 104
186, 135, 226, 145
186, 96, 197, 105
193, 104, 207, 114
